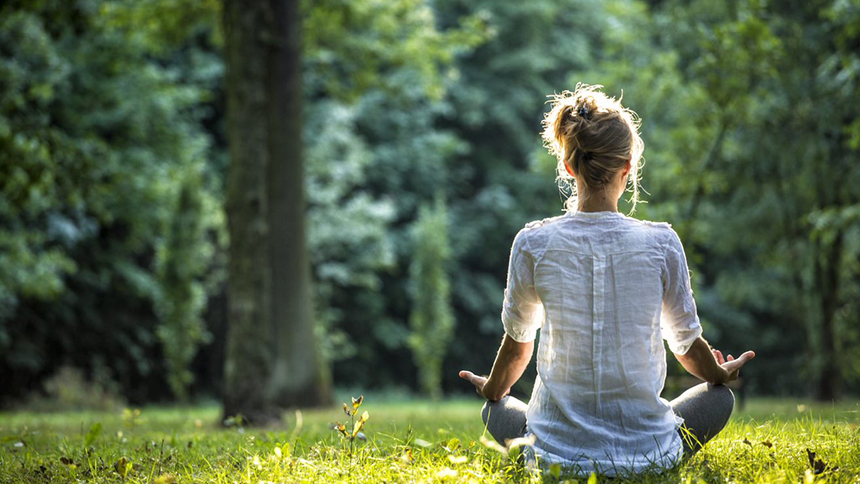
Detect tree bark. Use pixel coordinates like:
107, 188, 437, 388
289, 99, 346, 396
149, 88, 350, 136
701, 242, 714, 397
265, 0, 331, 407
222, 0, 330, 425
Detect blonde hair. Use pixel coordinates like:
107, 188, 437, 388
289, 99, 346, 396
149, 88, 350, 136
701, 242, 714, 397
541, 83, 644, 213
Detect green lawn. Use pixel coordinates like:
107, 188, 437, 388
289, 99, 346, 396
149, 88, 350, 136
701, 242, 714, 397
1, 396, 858, 483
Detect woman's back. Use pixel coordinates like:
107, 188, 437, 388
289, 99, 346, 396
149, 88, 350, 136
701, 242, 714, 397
503, 210, 702, 474
461, 85, 750, 477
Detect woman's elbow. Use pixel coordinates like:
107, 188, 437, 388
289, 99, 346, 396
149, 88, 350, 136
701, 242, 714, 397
503, 336, 534, 357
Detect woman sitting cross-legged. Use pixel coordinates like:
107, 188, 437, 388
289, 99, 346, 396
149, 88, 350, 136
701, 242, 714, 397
458, 84, 755, 477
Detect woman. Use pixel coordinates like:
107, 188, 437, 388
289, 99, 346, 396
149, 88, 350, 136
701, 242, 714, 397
458, 84, 755, 476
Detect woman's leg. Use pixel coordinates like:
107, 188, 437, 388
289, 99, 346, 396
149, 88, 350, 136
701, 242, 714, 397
670, 383, 735, 456
481, 396, 528, 445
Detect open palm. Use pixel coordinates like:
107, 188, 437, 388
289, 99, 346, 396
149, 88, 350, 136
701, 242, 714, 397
711, 348, 755, 383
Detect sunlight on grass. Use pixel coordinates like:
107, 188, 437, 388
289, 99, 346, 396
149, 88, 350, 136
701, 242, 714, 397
1, 398, 858, 483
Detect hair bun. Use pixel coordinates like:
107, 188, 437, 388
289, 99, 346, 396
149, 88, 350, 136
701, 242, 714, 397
540, 83, 645, 213
575, 95, 598, 121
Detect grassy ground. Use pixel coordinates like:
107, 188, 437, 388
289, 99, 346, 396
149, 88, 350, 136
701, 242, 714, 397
1, 395, 858, 483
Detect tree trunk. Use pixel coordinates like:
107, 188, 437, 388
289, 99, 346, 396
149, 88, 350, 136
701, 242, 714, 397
222, 0, 330, 425
265, 0, 331, 407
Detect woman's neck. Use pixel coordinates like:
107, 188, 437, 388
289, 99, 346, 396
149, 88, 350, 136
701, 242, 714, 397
574, 176, 624, 213
577, 193, 618, 213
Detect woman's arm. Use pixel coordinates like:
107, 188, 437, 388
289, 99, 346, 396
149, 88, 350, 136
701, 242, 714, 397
674, 336, 755, 385
460, 334, 534, 401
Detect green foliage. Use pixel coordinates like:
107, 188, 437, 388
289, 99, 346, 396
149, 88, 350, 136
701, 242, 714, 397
0, 10, 80, 311
155, 168, 216, 400
99, 0, 222, 51
2, 0, 859, 401
305, 101, 396, 364
302, 0, 487, 388
304, 0, 488, 102
0, 400, 859, 483
408, 197, 455, 399
0, 0, 224, 401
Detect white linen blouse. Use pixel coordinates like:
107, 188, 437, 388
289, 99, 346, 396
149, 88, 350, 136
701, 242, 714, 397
501, 210, 703, 476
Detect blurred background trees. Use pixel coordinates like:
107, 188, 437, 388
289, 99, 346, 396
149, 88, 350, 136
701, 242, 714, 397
1, 0, 858, 407
0, 0, 224, 403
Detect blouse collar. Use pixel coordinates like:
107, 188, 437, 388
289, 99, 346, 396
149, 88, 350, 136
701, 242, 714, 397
569, 210, 624, 220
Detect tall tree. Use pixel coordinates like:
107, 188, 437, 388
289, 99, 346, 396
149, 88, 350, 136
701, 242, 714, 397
222, 0, 329, 423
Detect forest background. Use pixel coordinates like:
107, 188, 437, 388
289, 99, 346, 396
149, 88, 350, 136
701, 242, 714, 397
2, 0, 860, 408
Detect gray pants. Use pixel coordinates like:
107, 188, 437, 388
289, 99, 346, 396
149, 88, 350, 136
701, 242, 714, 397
481, 382, 734, 457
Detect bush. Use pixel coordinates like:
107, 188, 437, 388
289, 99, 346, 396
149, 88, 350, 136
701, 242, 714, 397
408, 197, 455, 399
26, 366, 124, 411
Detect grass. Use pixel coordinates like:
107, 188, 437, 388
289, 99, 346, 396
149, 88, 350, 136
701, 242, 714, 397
1, 395, 858, 483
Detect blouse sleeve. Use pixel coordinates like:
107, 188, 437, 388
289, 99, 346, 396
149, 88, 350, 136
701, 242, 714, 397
501, 229, 544, 343
660, 228, 703, 355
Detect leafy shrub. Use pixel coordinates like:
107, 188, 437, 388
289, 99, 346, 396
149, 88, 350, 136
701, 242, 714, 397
155, 169, 215, 400
408, 197, 455, 399
27, 366, 124, 411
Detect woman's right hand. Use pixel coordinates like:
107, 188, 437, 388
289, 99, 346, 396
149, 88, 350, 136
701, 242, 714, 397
459, 370, 489, 398
711, 348, 756, 383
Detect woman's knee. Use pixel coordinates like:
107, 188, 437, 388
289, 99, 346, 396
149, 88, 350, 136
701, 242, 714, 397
481, 397, 506, 426
481, 396, 529, 445
711, 384, 735, 418
481, 400, 492, 425
698, 384, 735, 433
